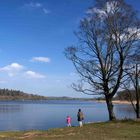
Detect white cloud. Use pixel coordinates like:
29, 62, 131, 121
111, 27, 140, 42
127, 28, 140, 39
43, 8, 50, 14
0, 63, 24, 77
24, 2, 43, 8
23, 2, 50, 14
0, 63, 46, 79
86, 1, 118, 19
86, 1, 140, 41
106, 1, 118, 14
25, 71, 46, 79
31, 57, 50, 63
86, 8, 106, 18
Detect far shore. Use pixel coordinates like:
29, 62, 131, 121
96, 100, 136, 105
0, 98, 136, 105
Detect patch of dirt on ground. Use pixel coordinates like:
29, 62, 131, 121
67, 132, 76, 136
0, 135, 7, 138
44, 134, 66, 138
19, 132, 41, 139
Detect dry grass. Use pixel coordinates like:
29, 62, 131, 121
0, 120, 140, 140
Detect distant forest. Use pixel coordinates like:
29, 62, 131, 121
115, 89, 140, 101
0, 89, 47, 100
0, 88, 139, 101
96, 89, 140, 101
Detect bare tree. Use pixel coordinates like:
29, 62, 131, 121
65, 0, 140, 120
123, 52, 140, 118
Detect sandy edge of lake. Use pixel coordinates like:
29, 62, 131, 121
96, 100, 136, 105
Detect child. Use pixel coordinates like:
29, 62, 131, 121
66, 116, 71, 127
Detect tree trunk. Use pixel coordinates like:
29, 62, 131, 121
106, 97, 116, 121
136, 103, 140, 118
135, 64, 140, 118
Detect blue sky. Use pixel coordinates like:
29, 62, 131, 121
0, 0, 140, 97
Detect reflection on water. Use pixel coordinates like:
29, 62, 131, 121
115, 104, 133, 112
0, 104, 22, 113
114, 104, 135, 119
0, 100, 136, 131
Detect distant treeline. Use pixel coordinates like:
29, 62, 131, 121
95, 89, 140, 101
1, 88, 139, 101
46, 96, 95, 101
0, 89, 47, 100
115, 89, 140, 101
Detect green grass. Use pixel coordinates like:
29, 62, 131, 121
0, 120, 140, 140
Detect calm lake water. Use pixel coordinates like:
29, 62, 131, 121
0, 100, 136, 131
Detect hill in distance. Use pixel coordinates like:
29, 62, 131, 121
0, 88, 47, 100
0, 88, 96, 101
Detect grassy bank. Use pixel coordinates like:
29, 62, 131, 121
0, 120, 140, 140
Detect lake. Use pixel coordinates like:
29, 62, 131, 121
0, 100, 136, 131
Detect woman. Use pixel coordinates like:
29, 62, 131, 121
77, 109, 84, 127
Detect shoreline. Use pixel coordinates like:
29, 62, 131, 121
96, 100, 136, 105
0, 119, 139, 132
0, 120, 139, 140
0, 99, 135, 104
